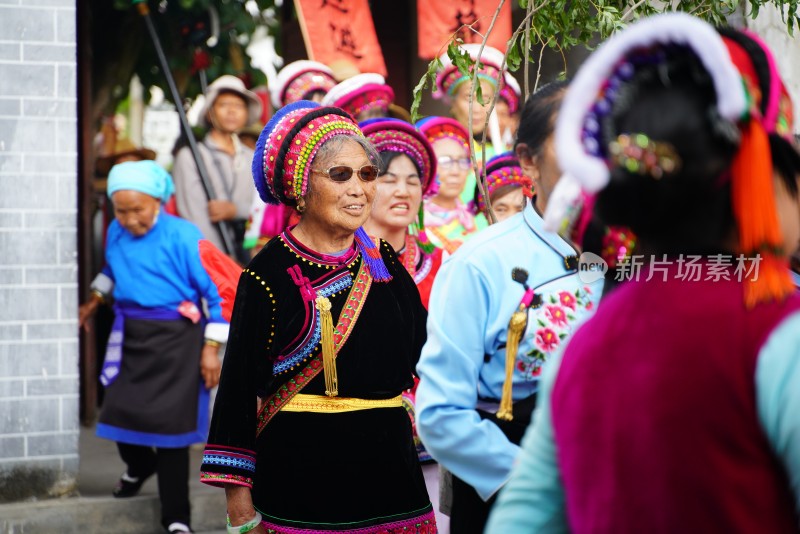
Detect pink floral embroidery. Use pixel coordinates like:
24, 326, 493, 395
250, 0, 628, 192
544, 305, 568, 327
586, 301, 594, 311
559, 291, 577, 310
535, 328, 559, 352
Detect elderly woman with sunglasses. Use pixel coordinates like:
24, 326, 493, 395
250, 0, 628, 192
200, 101, 436, 534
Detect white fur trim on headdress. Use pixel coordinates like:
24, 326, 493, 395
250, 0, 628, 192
438, 43, 505, 70
543, 173, 584, 234
270, 60, 334, 109
555, 12, 747, 194
321, 73, 387, 107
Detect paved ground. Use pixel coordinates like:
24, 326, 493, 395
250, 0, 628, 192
72, 425, 227, 533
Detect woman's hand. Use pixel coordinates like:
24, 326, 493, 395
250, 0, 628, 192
200, 343, 222, 389
78, 293, 102, 332
208, 200, 238, 222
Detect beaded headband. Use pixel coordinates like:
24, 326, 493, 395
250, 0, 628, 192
475, 152, 532, 213
271, 60, 336, 109
360, 118, 437, 195
282, 71, 336, 108
415, 116, 471, 155
321, 74, 395, 119
434, 44, 504, 100
607, 133, 681, 180
252, 101, 363, 206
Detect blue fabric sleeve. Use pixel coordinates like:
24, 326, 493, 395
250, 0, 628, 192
415, 260, 520, 501
755, 310, 800, 513
485, 352, 568, 533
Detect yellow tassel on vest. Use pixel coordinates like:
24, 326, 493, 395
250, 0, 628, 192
315, 296, 338, 397
497, 306, 528, 421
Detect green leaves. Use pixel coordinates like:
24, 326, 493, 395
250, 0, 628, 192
447, 40, 472, 77
410, 57, 443, 123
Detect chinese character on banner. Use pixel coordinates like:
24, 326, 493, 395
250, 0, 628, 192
294, 0, 387, 76
417, 0, 513, 60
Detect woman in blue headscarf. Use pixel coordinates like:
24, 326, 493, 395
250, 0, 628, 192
79, 160, 229, 534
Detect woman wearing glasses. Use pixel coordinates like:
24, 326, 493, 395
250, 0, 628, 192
418, 117, 477, 254
200, 101, 436, 534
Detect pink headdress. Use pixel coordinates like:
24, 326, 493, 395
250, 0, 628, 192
499, 73, 521, 114
475, 152, 532, 214
415, 116, 471, 155
321, 73, 395, 119
271, 60, 337, 110
361, 118, 437, 195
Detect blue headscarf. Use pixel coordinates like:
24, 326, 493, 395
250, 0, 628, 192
107, 160, 174, 204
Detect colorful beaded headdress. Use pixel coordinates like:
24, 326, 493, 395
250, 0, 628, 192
415, 116, 471, 155
252, 100, 363, 206
271, 60, 336, 109
360, 118, 438, 195
321, 73, 395, 119
252, 100, 391, 283
499, 73, 521, 115
434, 44, 504, 101
361, 118, 439, 253
550, 12, 797, 306
554, 13, 746, 195
475, 152, 532, 214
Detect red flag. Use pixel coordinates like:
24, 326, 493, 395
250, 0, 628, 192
294, 0, 387, 77
417, 0, 512, 60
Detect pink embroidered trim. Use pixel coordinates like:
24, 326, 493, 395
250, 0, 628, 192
259, 508, 436, 533
200, 472, 253, 489
280, 229, 358, 266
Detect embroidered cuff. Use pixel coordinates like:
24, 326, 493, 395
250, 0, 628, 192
200, 472, 253, 489
204, 322, 230, 343
90, 272, 114, 296
200, 444, 256, 488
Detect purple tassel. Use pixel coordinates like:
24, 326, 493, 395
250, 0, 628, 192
354, 227, 392, 282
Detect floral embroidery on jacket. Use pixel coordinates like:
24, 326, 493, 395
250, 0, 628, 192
516, 285, 593, 379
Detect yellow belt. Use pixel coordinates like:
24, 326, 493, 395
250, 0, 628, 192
282, 393, 404, 413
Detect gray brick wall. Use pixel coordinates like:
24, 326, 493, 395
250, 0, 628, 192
0, 0, 79, 502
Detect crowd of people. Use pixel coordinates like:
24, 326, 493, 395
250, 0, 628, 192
79, 12, 800, 534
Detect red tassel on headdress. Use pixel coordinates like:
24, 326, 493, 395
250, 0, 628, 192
730, 120, 794, 307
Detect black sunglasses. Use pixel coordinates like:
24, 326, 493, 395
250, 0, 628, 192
312, 165, 380, 183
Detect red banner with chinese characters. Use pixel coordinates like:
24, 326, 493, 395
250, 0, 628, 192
417, 0, 512, 60
294, 0, 387, 76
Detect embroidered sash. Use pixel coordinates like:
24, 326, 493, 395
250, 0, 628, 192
256, 259, 373, 436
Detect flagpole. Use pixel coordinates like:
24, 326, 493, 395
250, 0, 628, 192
132, 0, 237, 257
